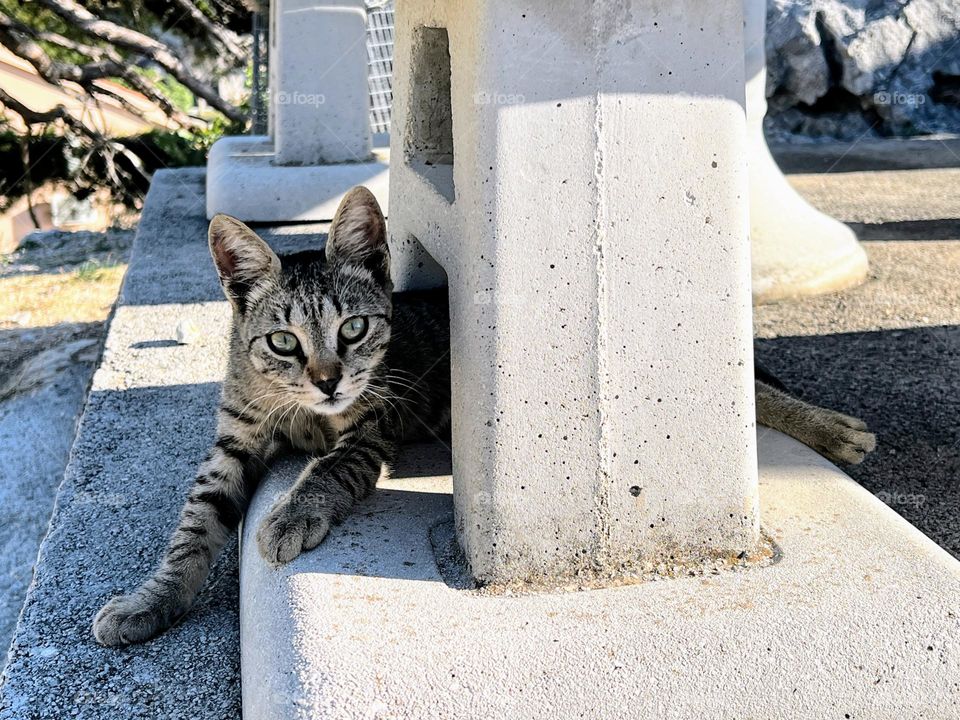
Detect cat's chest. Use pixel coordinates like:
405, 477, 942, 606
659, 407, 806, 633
285, 412, 337, 454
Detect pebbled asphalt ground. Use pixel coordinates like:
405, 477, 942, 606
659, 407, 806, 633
0, 362, 94, 661
756, 161, 960, 561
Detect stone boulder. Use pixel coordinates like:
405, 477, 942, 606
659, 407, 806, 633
765, 0, 960, 140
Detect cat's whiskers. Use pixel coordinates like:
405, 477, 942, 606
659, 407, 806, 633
382, 374, 431, 406
271, 398, 302, 445
236, 386, 295, 419
361, 382, 407, 436
255, 395, 300, 439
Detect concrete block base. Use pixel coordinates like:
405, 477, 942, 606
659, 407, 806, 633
205, 136, 389, 222
240, 432, 960, 719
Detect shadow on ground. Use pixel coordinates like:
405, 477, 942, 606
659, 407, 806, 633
755, 324, 960, 559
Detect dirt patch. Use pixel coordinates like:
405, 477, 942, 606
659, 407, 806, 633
0, 229, 133, 390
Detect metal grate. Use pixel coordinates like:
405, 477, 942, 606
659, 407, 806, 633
250, 8, 270, 136
366, 1, 395, 134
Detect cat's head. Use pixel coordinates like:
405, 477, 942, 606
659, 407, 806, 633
208, 186, 391, 416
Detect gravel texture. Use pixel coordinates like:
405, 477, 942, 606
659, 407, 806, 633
0, 362, 94, 661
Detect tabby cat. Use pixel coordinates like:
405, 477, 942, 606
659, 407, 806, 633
92, 187, 875, 646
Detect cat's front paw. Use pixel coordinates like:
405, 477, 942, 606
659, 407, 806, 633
92, 587, 188, 646
256, 494, 332, 566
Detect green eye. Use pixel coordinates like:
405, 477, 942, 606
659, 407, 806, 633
339, 316, 368, 343
267, 330, 300, 355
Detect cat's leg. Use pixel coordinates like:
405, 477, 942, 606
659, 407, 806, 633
93, 406, 271, 646
755, 379, 876, 465
256, 416, 395, 565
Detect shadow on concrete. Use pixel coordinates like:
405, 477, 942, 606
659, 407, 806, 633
755, 323, 960, 560
130, 339, 182, 349
392, 440, 453, 478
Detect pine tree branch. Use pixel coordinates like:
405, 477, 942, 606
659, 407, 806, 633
0, 12, 204, 130
32, 0, 244, 122
167, 0, 248, 62
0, 87, 150, 199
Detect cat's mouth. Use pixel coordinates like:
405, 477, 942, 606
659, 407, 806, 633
298, 380, 364, 416
308, 392, 354, 415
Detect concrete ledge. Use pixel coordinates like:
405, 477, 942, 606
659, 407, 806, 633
0, 171, 244, 720
206, 136, 390, 222
240, 432, 960, 718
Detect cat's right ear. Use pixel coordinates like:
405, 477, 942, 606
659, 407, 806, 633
208, 214, 280, 311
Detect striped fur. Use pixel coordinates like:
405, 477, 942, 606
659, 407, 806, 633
93, 188, 449, 646
93, 186, 874, 646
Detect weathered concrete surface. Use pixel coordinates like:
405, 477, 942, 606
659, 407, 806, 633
240, 431, 960, 719
389, 0, 760, 586
0, 172, 244, 720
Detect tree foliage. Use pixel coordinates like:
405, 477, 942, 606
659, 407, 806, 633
0, 0, 255, 212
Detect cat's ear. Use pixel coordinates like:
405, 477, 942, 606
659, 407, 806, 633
208, 214, 280, 310
325, 186, 390, 285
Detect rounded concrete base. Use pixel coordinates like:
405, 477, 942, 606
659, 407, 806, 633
744, 0, 869, 305
206, 136, 390, 223
240, 435, 960, 719
750, 140, 870, 304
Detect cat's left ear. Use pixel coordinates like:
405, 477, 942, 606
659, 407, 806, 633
209, 214, 281, 310
325, 186, 390, 285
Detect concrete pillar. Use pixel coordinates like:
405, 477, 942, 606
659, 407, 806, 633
272, 0, 370, 165
389, 0, 761, 586
744, 0, 869, 303
206, 0, 389, 221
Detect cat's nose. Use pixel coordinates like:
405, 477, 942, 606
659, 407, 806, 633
313, 375, 341, 397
